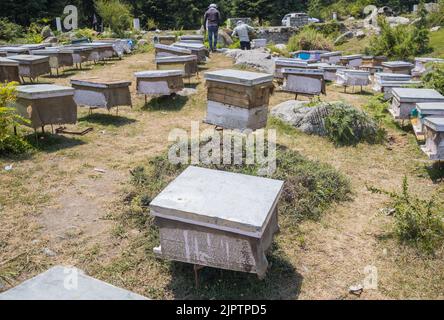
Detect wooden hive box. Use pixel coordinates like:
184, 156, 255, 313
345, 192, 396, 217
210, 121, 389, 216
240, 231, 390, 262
282, 68, 325, 97
390, 88, 444, 120
154, 44, 192, 58
134, 70, 184, 96
150, 166, 284, 279
61, 46, 94, 66
0, 46, 29, 56
421, 117, 444, 160
155, 55, 198, 77
14, 84, 77, 129
382, 61, 414, 75
0, 57, 20, 83
8, 55, 50, 80
320, 51, 342, 64
173, 42, 208, 62
309, 62, 345, 81
412, 103, 444, 139
31, 48, 74, 73
155, 35, 177, 45
204, 69, 274, 130
339, 54, 363, 68
71, 77, 132, 111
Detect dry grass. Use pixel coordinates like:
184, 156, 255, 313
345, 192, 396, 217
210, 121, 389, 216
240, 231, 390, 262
0, 50, 443, 299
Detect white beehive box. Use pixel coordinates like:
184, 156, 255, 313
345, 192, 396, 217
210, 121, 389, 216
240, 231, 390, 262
339, 54, 363, 68
134, 70, 184, 96
320, 51, 342, 64
155, 55, 198, 77
150, 166, 284, 279
381, 61, 414, 75
412, 103, 444, 139
274, 58, 311, 79
335, 69, 370, 89
389, 88, 444, 120
282, 68, 325, 97
372, 73, 420, 99
173, 42, 208, 62
309, 62, 345, 81
421, 117, 444, 160
252, 38, 267, 48
204, 69, 274, 130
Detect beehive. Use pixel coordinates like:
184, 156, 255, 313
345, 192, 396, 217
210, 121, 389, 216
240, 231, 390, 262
421, 117, 444, 160
155, 35, 177, 45
150, 166, 284, 279
274, 58, 313, 79
381, 61, 414, 75
173, 42, 208, 62
319, 51, 342, 64
179, 35, 204, 43
389, 88, 444, 120
282, 68, 325, 97
339, 54, 363, 68
31, 48, 74, 73
309, 62, 345, 81
0, 57, 20, 83
0, 46, 29, 56
14, 84, 76, 129
412, 103, 444, 139
155, 55, 198, 77
154, 44, 192, 58
372, 73, 420, 99
204, 69, 274, 130
335, 69, 370, 88
134, 70, 184, 96
8, 55, 50, 80
71, 77, 132, 111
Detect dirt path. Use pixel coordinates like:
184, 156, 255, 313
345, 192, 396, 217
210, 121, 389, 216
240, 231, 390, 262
0, 50, 442, 299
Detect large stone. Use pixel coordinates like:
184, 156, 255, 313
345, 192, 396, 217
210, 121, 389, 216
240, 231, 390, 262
355, 30, 366, 39
386, 16, 410, 27
218, 29, 233, 47
43, 36, 58, 44
431, 26, 441, 32
334, 31, 354, 45
225, 48, 274, 74
40, 26, 54, 39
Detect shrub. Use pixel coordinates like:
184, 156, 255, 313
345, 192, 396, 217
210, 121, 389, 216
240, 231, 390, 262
74, 28, 97, 41
266, 42, 289, 57
95, 0, 133, 37
0, 18, 23, 41
287, 27, 333, 52
324, 102, 386, 146
428, 0, 444, 27
369, 177, 444, 254
307, 21, 343, 39
0, 82, 31, 155
412, 0, 432, 55
422, 63, 444, 95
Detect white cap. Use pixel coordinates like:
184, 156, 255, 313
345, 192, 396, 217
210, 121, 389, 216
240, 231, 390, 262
209, 3, 217, 8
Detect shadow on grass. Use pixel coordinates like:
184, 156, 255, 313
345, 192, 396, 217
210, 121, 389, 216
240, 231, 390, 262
142, 95, 188, 112
24, 132, 86, 153
78, 113, 136, 127
165, 244, 303, 299
425, 162, 444, 183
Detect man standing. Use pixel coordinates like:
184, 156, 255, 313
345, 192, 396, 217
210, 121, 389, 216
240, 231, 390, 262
203, 4, 220, 52
231, 21, 255, 50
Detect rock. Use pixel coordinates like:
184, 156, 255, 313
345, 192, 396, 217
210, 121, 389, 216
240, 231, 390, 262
217, 29, 233, 47
40, 26, 54, 39
43, 248, 56, 257
274, 43, 287, 51
349, 284, 364, 296
177, 88, 197, 96
137, 39, 148, 45
431, 26, 441, 32
43, 36, 58, 44
334, 31, 354, 45
355, 30, 366, 39
386, 16, 410, 27
378, 6, 394, 16
225, 48, 274, 73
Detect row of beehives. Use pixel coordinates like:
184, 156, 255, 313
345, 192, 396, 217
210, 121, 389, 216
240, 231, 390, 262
0, 39, 133, 82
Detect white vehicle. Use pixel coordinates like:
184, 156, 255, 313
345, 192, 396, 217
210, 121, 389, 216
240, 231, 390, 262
281, 12, 312, 27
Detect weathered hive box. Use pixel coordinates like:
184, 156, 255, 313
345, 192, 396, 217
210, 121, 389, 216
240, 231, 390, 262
372, 73, 420, 99
274, 58, 313, 79
154, 44, 192, 58
0, 46, 29, 56
309, 62, 345, 81
155, 55, 198, 77
14, 84, 76, 129
362, 55, 387, 67
61, 46, 94, 64
252, 38, 267, 48
0, 57, 20, 83
31, 48, 74, 70
389, 88, 444, 120
134, 70, 184, 96
204, 69, 274, 130
179, 35, 204, 43
150, 166, 284, 279
73, 42, 115, 61
282, 68, 325, 96
412, 57, 444, 77
339, 54, 363, 68
381, 61, 414, 75
8, 55, 50, 80
335, 69, 370, 87
320, 51, 342, 64
154, 35, 177, 45
173, 42, 208, 62
94, 39, 130, 57
412, 103, 444, 139
421, 117, 444, 160
0, 266, 148, 300
71, 77, 132, 111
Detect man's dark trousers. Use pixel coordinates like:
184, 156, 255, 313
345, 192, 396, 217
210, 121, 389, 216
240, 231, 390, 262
208, 26, 218, 51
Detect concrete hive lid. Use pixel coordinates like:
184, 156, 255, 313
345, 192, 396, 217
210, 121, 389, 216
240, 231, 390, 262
275, 58, 308, 67
424, 117, 444, 131
0, 47, 29, 53
30, 49, 60, 55
381, 60, 414, 68
415, 57, 444, 63
155, 55, 197, 63
282, 68, 324, 75
0, 266, 148, 300
204, 69, 273, 86
17, 84, 74, 99
61, 46, 93, 52
416, 103, 444, 115
0, 57, 19, 66
70, 77, 131, 88
339, 69, 369, 75
134, 70, 185, 78
79, 42, 114, 49
377, 80, 421, 87
154, 44, 191, 54
8, 55, 49, 63
20, 44, 46, 50
340, 54, 363, 60
149, 166, 285, 238
180, 35, 204, 40
375, 72, 412, 81
320, 51, 342, 57
173, 42, 206, 50
392, 88, 444, 103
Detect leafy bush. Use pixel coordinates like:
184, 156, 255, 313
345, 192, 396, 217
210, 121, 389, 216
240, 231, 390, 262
428, 0, 444, 27
266, 42, 289, 57
23, 22, 43, 44
411, 0, 432, 55
0, 18, 23, 41
324, 102, 386, 146
287, 27, 333, 52
95, 0, 133, 37
369, 177, 444, 254
422, 63, 444, 95
307, 21, 343, 38
0, 82, 31, 155
74, 28, 97, 41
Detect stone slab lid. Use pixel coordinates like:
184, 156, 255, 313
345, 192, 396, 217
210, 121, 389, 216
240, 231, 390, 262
424, 117, 444, 132
134, 70, 185, 78
154, 44, 191, 54
17, 84, 74, 99
77, 42, 114, 49
338, 69, 369, 75
282, 68, 324, 75
158, 35, 176, 39
340, 54, 363, 60
0, 266, 148, 300
204, 69, 273, 86
416, 103, 444, 115
375, 72, 412, 81
8, 55, 49, 64
155, 55, 197, 63
31, 49, 60, 55
377, 80, 421, 87
0, 47, 29, 53
415, 57, 444, 63
381, 61, 414, 68
61, 46, 93, 52
392, 88, 444, 103
180, 35, 204, 40
21, 44, 46, 50
149, 166, 284, 238
173, 42, 206, 50
0, 57, 19, 66
320, 51, 342, 57
71, 77, 131, 88
275, 58, 308, 67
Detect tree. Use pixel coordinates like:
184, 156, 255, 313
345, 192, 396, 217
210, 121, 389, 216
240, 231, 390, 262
412, 0, 432, 55
94, 0, 133, 37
